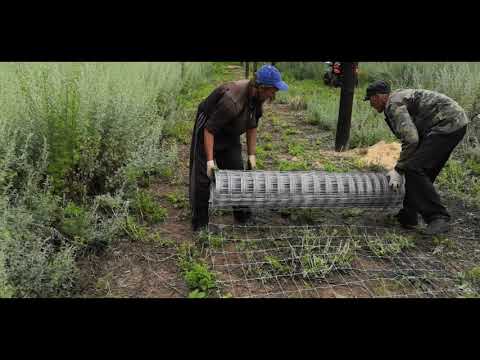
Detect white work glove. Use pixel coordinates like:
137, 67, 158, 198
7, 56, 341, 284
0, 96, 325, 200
207, 160, 217, 179
387, 169, 403, 191
247, 155, 256, 170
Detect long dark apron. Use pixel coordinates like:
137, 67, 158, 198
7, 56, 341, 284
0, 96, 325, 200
189, 108, 251, 231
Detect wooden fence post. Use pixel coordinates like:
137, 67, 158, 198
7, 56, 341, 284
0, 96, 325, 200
335, 62, 356, 152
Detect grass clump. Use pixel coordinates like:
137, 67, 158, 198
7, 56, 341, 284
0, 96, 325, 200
130, 190, 167, 224
366, 233, 416, 257
177, 242, 217, 298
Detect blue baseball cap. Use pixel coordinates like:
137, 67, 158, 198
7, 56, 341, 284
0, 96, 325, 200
255, 65, 288, 91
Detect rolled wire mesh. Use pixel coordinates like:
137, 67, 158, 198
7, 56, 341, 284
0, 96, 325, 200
210, 170, 405, 209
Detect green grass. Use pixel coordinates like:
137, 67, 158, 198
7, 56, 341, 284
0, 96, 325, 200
366, 233, 416, 257
437, 159, 480, 206
288, 143, 305, 157
277, 159, 309, 171
465, 266, 480, 287
130, 190, 168, 224
177, 242, 217, 298
165, 191, 188, 209
277, 62, 480, 151
0, 62, 218, 297
196, 229, 224, 249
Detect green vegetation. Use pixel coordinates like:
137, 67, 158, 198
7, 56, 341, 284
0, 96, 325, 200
0, 62, 216, 297
3, 61, 480, 298
277, 159, 309, 171
437, 159, 480, 206
464, 266, 480, 288
366, 233, 416, 257
131, 190, 168, 224
288, 143, 305, 157
177, 242, 217, 298
165, 191, 188, 209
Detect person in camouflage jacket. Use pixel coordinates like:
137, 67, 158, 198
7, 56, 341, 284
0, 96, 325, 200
364, 80, 469, 235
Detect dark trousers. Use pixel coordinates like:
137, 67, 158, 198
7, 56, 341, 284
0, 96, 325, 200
400, 126, 467, 225
189, 112, 248, 230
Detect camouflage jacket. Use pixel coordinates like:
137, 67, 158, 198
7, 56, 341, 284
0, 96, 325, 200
384, 89, 469, 171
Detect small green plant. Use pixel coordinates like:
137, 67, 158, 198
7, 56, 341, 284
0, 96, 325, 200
197, 229, 224, 248
59, 202, 96, 249
145, 232, 176, 247
163, 120, 192, 144
177, 241, 217, 297
466, 158, 480, 176
288, 143, 305, 157
122, 216, 148, 241
323, 162, 340, 172
278, 159, 309, 171
263, 142, 273, 151
298, 230, 358, 278
184, 262, 216, 294
262, 133, 273, 142
464, 266, 480, 288
288, 95, 308, 111
366, 233, 415, 257
285, 128, 299, 136
188, 289, 207, 298
94, 194, 125, 215
165, 191, 187, 209
432, 235, 456, 250
131, 190, 167, 224
457, 266, 480, 297
264, 255, 291, 275
270, 114, 282, 127
306, 97, 338, 130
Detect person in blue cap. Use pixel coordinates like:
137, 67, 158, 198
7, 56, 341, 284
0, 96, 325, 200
189, 64, 288, 231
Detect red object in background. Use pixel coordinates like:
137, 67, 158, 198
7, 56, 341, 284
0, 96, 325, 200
333, 62, 342, 75
324, 62, 359, 88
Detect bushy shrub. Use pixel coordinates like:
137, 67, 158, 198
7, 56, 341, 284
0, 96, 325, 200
0, 62, 214, 297
0, 201, 78, 297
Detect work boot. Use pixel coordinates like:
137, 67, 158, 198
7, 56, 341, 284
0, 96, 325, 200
394, 209, 418, 229
424, 218, 450, 235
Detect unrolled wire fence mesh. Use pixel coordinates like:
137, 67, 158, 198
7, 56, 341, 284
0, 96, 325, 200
201, 224, 477, 298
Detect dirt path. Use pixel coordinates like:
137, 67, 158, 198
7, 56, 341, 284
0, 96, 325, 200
77, 64, 480, 298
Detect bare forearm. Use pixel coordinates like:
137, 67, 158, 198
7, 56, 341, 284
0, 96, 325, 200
204, 128, 214, 161
246, 128, 257, 156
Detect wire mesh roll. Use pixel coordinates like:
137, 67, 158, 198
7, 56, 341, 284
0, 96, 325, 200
210, 170, 405, 209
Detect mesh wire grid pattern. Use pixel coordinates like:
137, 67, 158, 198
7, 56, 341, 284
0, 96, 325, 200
210, 170, 405, 209
202, 224, 476, 298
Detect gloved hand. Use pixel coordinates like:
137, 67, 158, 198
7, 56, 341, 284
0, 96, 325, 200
207, 160, 218, 180
247, 155, 256, 170
387, 169, 403, 191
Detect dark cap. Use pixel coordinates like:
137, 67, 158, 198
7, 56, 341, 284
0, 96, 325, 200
364, 80, 391, 101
